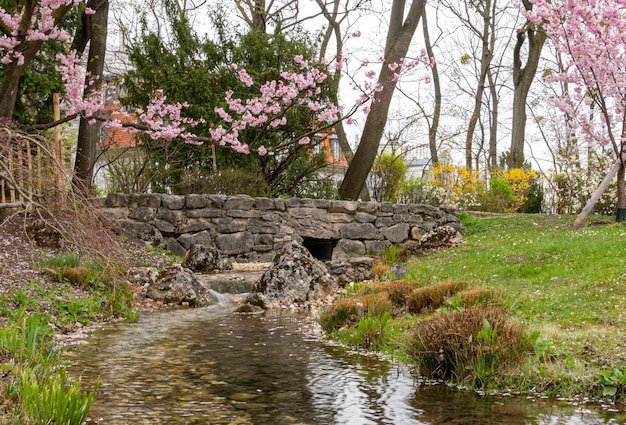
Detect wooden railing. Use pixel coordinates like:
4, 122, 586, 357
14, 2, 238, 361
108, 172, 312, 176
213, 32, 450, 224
0, 126, 67, 208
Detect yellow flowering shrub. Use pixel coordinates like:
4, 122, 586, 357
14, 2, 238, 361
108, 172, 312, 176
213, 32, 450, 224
492, 168, 537, 211
430, 164, 482, 208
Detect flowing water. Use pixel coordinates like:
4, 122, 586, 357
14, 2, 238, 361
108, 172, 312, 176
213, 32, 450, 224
66, 294, 626, 425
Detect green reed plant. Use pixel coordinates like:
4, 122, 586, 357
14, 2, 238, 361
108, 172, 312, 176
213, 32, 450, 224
20, 368, 98, 425
379, 245, 399, 266
345, 312, 391, 351
0, 311, 55, 366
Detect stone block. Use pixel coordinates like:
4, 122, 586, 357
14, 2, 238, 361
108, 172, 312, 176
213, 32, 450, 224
207, 195, 227, 208
224, 195, 255, 210
105, 193, 129, 207
121, 220, 162, 243
254, 234, 274, 245
327, 213, 354, 223
166, 238, 188, 257
254, 244, 274, 253
177, 230, 214, 249
392, 203, 409, 214
185, 194, 208, 209
329, 200, 358, 213
129, 193, 150, 208
260, 212, 279, 222
417, 221, 438, 233
229, 209, 260, 219
179, 220, 212, 233
187, 208, 223, 218
313, 199, 331, 209
288, 207, 320, 218
284, 198, 301, 208
154, 220, 176, 234
217, 231, 254, 255
128, 206, 156, 222
357, 201, 379, 214
161, 194, 185, 210
299, 199, 319, 208
365, 240, 391, 255
336, 239, 366, 256
273, 198, 286, 211
253, 197, 275, 210
383, 222, 410, 243
156, 208, 184, 224
409, 204, 443, 218
379, 202, 393, 213
147, 194, 162, 208
217, 217, 248, 233
339, 223, 377, 240
355, 212, 377, 223
247, 219, 280, 234
375, 216, 395, 227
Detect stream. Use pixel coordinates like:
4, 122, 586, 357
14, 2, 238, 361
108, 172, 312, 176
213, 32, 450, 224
65, 294, 626, 424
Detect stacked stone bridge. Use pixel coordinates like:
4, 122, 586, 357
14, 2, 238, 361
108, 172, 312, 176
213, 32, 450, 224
101, 193, 462, 263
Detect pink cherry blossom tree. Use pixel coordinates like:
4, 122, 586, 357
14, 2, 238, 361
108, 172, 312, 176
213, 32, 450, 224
0, 0, 81, 118
526, 0, 626, 224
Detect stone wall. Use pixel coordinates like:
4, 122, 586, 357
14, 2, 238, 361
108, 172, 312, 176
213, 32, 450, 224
101, 193, 462, 262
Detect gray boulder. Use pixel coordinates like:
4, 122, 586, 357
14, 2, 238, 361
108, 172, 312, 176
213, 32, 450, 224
246, 242, 336, 309
146, 265, 216, 307
126, 266, 158, 286
419, 225, 465, 250
182, 244, 232, 273
328, 256, 375, 285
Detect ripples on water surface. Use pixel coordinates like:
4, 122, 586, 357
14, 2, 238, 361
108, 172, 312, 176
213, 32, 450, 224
66, 296, 626, 424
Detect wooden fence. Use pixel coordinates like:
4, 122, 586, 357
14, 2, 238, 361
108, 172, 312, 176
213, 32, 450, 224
0, 126, 67, 208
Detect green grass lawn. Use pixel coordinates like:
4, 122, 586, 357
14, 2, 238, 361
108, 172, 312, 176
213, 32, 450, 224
406, 213, 626, 367
321, 212, 626, 399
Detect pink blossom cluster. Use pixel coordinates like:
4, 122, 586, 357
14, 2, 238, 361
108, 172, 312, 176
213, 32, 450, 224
138, 90, 204, 143
526, 0, 626, 149
210, 57, 342, 155
1, 0, 81, 65
56, 51, 103, 118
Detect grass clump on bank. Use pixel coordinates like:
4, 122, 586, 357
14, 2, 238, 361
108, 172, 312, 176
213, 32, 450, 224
318, 213, 626, 403
0, 252, 140, 422
0, 310, 97, 424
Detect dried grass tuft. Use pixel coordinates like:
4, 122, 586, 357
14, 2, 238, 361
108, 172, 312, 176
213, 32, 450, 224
407, 280, 467, 313
371, 261, 391, 280
459, 288, 500, 307
407, 305, 529, 386
364, 280, 417, 312
318, 297, 361, 333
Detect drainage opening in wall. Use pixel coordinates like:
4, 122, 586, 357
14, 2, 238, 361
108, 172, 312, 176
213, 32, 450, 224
302, 237, 337, 261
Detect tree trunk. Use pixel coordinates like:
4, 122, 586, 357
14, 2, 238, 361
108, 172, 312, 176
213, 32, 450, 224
315, 0, 370, 200
422, 11, 440, 165
617, 163, 625, 209
464, 0, 492, 172
488, 67, 498, 169
338, 0, 427, 200
72, 0, 109, 193
574, 155, 623, 227
510, 2, 546, 169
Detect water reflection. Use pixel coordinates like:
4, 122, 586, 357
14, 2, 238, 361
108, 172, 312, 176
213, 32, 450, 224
65, 298, 626, 424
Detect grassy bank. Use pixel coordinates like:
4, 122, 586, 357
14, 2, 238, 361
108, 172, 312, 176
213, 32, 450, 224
0, 253, 139, 424
319, 213, 626, 404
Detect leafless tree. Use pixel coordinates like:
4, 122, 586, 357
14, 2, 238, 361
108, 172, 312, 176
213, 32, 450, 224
338, 0, 427, 200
